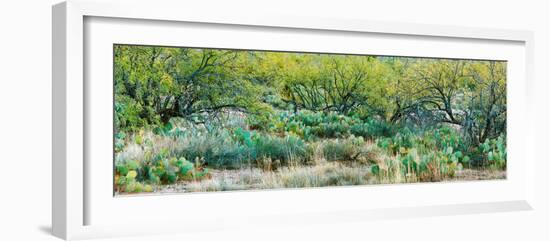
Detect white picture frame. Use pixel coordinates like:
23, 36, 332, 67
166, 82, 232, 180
52, 0, 536, 240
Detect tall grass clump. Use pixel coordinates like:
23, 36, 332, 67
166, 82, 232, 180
252, 134, 309, 166
177, 128, 251, 168
322, 136, 365, 162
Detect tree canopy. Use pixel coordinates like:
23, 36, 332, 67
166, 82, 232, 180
114, 45, 506, 143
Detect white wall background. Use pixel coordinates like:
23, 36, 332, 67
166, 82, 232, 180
0, 0, 548, 240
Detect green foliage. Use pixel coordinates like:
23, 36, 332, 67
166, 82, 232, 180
376, 132, 412, 155
114, 132, 126, 153
350, 118, 395, 139
115, 168, 154, 193
115, 156, 211, 193
312, 122, 349, 138
372, 125, 475, 180
115, 45, 506, 142
371, 164, 380, 175
263, 111, 397, 141
176, 158, 195, 176
113, 45, 508, 193
479, 135, 507, 169
153, 122, 173, 136
176, 128, 250, 168
322, 136, 365, 162
252, 134, 308, 165
176, 126, 309, 167
114, 45, 266, 131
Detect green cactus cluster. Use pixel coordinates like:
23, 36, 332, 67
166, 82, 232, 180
480, 135, 507, 169
115, 154, 210, 193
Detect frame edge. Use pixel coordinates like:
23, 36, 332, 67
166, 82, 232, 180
52, 2, 68, 240
54, 1, 536, 239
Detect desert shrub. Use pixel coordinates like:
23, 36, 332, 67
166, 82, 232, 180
114, 153, 211, 193
372, 126, 471, 181
115, 159, 152, 193
399, 148, 419, 177
349, 124, 369, 139
293, 110, 324, 127
152, 121, 174, 136
375, 128, 415, 154
246, 110, 274, 131
184, 139, 250, 168
398, 147, 458, 180
280, 111, 359, 139
233, 128, 310, 166
365, 118, 396, 138
312, 122, 349, 138
350, 118, 395, 139
263, 110, 400, 141
144, 126, 313, 169
368, 147, 462, 183
478, 135, 506, 169
253, 134, 308, 166
177, 128, 251, 168
375, 126, 470, 165
233, 127, 254, 147
322, 136, 365, 162
423, 127, 470, 167
430, 127, 464, 151
114, 132, 126, 153
392, 128, 415, 150
115, 170, 154, 193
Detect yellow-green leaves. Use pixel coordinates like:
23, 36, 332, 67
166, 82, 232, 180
126, 170, 137, 180
159, 73, 173, 93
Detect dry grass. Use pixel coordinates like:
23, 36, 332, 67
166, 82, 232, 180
153, 162, 505, 194
116, 131, 182, 163
157, 162, 369, 193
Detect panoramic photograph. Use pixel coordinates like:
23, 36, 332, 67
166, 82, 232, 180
113, 44, 507, 195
